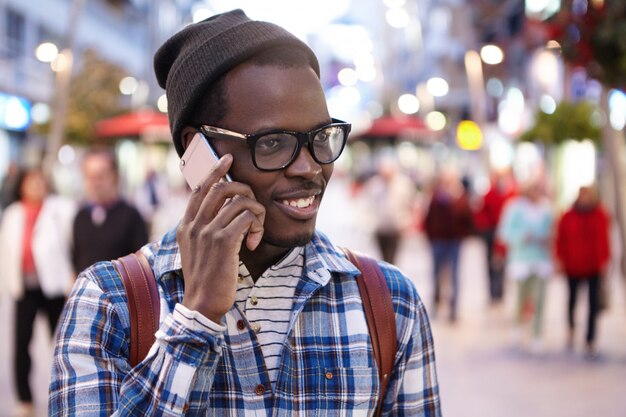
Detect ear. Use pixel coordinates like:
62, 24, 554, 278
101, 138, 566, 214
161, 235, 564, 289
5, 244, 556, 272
181, 127, 198, 151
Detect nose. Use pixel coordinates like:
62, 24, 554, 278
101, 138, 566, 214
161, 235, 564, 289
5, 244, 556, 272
284, 145, 322, 179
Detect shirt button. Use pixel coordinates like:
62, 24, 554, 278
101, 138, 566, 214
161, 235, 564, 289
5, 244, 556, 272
250, 296, 258, 306
255, 384, 266, 395
236, 320, 245, 330
251, 323, 261, 333
325, 371, 333, 380
238, 274, 244, 283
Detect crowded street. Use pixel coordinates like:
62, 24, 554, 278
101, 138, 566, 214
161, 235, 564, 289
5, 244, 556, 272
1, 175, 624, 416
2, 1, 626, 416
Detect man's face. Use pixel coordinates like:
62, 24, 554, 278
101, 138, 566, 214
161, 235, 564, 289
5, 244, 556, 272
82, 154, 119, 204
208, 63, 334, 248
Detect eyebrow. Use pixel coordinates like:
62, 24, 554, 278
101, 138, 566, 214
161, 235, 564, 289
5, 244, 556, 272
251, 119, 334, 136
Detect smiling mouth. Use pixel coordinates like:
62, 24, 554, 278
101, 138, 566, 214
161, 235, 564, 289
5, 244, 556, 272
280, 195, 316, 208
281, 195, 315, 208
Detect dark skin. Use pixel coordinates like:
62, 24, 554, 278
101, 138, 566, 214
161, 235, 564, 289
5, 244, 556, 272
178, 62, 334, 323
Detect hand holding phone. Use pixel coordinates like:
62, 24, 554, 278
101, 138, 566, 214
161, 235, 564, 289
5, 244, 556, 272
180, 132, 232, 189
177, 133, 265, 323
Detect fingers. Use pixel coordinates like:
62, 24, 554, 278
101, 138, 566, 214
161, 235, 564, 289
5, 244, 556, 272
179, 152, 266, 251
210, 193, 265, 248
223, 207, 266, 251
195, 181, 259, 225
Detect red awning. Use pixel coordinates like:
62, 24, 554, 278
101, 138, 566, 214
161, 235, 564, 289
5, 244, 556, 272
94, 109, 170, 139
355, 115, 428, 139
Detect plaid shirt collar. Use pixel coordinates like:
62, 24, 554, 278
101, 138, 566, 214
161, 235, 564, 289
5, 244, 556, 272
148, 227, 361, 286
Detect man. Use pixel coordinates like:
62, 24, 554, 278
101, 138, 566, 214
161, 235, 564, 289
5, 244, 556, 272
423, 168, 473, 323
50, 9, 441, 416
71, 148, 148, 273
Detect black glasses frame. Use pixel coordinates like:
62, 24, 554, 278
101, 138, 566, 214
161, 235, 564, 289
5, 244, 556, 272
198, 118, 351, 171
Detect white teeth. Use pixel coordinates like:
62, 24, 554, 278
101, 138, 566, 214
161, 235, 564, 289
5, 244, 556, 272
282, 196, 315, 208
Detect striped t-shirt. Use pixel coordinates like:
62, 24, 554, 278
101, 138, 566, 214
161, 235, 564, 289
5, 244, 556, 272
235, 247, 303, 388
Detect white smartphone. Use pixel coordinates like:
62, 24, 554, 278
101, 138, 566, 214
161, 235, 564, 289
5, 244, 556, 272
180, 132, 232, 189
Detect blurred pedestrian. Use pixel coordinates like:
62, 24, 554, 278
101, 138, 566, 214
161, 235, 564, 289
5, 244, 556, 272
473, 168, 517, 306
423, 168, 474, 322
498, 178, 554, 353
71, 148, 148, 273
0, 168, 75, 416
134, 168, 169, 232
555, 185, 610, 359
362, 158, 416, 263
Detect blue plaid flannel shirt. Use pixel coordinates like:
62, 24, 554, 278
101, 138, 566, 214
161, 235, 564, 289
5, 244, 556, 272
49, 229, 441, 416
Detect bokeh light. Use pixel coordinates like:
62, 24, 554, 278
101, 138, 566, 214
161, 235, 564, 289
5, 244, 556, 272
35, 42, 59, 63
426, 77, 449, 97
119, 76, 138, 95
398, 94, 420, 114
338, 68, 358, 87
480, 44, 504, 65
425, 111, 447, 131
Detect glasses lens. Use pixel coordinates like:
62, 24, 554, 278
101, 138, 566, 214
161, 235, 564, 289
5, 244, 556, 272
254, 133, 298, 170
313, 125, 346, 163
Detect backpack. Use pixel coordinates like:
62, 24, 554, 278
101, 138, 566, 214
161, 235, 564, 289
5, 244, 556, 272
113, 248, 397, 416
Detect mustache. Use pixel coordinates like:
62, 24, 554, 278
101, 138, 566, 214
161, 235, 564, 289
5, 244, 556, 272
279, 180, 325, 195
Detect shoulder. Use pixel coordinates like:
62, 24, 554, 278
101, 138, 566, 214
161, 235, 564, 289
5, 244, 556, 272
118, 200, 148, 223
343, 249, 424, 324
79, 260, 127, 301
2, 201, 22, 217
119, 200, 142, 213
71, 259, 132, 327
45, 195, 76, 214
375, 260, 420, 304
368, 259, 434, 356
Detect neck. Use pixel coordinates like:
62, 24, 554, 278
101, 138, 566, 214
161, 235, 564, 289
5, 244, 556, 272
23, 198, 44, 206
239, 242, 292, 282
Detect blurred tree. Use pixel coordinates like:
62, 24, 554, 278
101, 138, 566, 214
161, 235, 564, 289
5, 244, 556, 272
66, 49, 129, 145
34, 49, 129, 145
520, 100, 602, 145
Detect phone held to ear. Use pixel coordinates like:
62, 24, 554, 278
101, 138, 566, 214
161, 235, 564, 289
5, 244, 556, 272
180, 132, 232, 189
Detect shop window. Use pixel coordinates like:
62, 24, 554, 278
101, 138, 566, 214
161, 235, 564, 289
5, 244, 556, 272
5, 8, 25, 59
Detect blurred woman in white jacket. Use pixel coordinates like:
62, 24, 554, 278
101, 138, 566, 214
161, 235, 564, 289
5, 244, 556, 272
0, 168, 75, 415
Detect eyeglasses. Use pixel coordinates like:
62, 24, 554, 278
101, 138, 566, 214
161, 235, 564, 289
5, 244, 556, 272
199, 118, 351, 171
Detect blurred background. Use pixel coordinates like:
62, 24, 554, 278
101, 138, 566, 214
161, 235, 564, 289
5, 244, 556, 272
0, 0, 625, 416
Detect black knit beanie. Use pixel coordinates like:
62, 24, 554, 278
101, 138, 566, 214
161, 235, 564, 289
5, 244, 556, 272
154, 9, 321, 156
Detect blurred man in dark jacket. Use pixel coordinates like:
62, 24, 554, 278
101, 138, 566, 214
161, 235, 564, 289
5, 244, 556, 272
424, 168, 474, 322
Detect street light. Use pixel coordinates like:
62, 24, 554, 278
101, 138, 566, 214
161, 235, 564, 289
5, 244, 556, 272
426, 77, 449, 97
35, 40, 75, 174
398, 94, 420, 114
480, 44, 504, 65
119, 76, 139, 95
35, 42, 59, 63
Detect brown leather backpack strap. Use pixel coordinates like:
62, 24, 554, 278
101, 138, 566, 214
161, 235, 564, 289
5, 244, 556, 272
342, 248, 398, 417
112, 251, 160, 367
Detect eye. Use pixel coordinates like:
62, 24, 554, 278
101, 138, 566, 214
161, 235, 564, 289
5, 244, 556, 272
255, 134, 294, 155
314, 127, 343, 147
